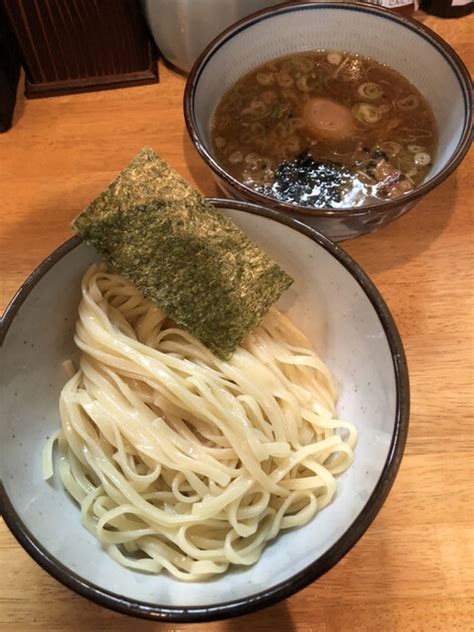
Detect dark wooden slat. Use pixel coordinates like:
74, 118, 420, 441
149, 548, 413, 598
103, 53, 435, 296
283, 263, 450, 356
0, 4, 21, 132
1, 0, 158, 98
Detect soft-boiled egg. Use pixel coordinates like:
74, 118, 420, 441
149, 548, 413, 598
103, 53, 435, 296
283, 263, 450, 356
303, 97, 355, 141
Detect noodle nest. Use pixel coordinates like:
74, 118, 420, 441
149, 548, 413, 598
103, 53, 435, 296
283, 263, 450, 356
53, 264, 357, 580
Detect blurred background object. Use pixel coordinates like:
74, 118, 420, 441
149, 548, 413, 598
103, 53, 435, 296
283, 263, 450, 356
0, 4, 21, 132
141, 0, 283, 73
419, 0, 472, 17
0, 0, 158, 99
362, 0, 416, 15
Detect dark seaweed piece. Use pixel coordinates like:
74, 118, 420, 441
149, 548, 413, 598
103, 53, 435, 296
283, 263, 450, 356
72, 148, 293, 359
371, 149, 388, 161
258, 151, 352, 208
365, 159, 377, 179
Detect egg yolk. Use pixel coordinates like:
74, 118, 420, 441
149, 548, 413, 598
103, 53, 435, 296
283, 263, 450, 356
303, 97, 355, 141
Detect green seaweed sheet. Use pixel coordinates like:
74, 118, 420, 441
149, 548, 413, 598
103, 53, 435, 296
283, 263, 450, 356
72, 148, 293, 359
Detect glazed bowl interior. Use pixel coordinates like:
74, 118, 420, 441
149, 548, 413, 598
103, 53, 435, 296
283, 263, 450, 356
187, 2, 471, 209
0, 202, 408, 620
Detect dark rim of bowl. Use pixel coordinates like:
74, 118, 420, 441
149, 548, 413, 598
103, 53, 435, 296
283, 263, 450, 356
184, 0, 473, 219
0, 199, 410, 623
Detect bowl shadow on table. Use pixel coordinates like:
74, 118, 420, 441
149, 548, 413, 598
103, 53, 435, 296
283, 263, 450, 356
6, 71, 26, 131
49, 579, 295, 632
182, 132, 222, 198
222, 600, 295, 632
339, 173, 458, 275
0, 131, 457, 308
181, 128, 458, 274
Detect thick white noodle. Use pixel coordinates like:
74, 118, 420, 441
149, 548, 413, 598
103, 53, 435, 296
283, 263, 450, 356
56, 264, 357, 580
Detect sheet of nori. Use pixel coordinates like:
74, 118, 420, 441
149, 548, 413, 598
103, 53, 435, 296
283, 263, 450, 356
72, 148, 293, 359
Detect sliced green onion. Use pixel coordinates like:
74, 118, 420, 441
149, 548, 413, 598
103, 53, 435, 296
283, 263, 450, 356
228, 151, 243, 164
251, 99, 268, 116
260, 90, 277, 105
274, 121, 291, 139
414, 152, 431, 166
276, 71, 294, 88
215, 136, 226, 150
407, 144, 425, 153
296, 75, 311, 92
327, 52, 342, 65
379, 141, 401, 157
357, 82, 383, 100
239, 131, 252, 144
244, 99, 273, 121
387, 118, 401, 130
352, 102, 382, 125
396, 95, 419, 111
275, 102, 290, 119
292, 57, 314, 72
257, 72, 274, 86
285, 136, 300, 152
244, 152, 261, 168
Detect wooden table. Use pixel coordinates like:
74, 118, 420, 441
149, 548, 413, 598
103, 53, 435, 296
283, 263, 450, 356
0, 11, 473, 632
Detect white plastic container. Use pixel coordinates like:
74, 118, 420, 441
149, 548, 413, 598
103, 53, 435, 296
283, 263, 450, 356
141, 0, 280, 73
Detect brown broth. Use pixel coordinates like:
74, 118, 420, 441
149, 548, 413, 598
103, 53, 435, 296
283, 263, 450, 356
211, 51, 438, 208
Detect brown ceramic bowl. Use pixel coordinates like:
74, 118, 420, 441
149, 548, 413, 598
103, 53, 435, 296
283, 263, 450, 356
184, 1, 472, 241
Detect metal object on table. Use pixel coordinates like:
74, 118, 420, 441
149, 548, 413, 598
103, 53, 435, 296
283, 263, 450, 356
141, 0, 282, 73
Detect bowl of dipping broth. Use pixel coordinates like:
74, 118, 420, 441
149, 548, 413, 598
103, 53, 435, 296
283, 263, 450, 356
0, 199, 409, 622
184, 1, 472, 241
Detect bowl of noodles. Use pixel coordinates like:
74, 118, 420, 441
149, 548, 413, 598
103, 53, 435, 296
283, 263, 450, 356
184, 1, 472, 241
0, 198, 409, 621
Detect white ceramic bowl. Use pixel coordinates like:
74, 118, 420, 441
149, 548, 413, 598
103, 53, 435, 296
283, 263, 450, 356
0, 200, 409, 622
184, 1, 473, 242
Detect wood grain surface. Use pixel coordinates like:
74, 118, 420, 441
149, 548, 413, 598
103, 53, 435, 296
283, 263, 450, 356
0, 11, 473, 632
